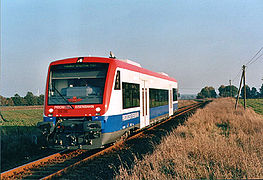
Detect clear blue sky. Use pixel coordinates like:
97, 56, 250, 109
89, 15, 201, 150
1, 0, 263, 97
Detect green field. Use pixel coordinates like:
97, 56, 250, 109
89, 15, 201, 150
239, 99, 263, 115
1, 106, 45, 171
1, 109, 43, 127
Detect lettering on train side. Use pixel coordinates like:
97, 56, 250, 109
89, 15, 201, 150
54, 105, 95, 109
122, 112, 139, 121
75, 105, 95, 109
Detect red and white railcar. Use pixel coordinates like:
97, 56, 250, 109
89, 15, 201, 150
38, 56, 178, 149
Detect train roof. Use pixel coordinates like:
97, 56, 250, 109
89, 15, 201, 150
50, 57, 177, 83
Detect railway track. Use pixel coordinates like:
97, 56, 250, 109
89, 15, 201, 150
1, 100, 209, 180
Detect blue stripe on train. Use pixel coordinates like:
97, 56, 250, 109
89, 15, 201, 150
44, 103, 178, 134
149, 104, 169, 119
173, 103, 178, 112
92, 111, 140, 133
44, 116, 56, 125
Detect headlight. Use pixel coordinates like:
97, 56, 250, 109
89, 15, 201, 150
49, 108, 54, 113
95, 107, 101, 112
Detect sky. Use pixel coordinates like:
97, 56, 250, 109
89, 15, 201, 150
1, 0, 263, 97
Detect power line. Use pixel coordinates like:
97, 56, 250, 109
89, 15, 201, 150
248, 52, 263, 66
245, 46, 263, 66
232, 46, 263, 84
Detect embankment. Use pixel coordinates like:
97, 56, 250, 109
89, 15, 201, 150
116, 98, 263, 179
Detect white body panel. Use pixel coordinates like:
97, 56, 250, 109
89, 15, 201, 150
104, 67, 178, 129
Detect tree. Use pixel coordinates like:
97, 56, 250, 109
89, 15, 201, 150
218, 85, 238, 97
0, 96, 14, 106
260, 84, 263, 98
250, 87, 258, 98
218, 85, 225, 97
37, 94, 44, 105
3, 93, 44, 106
6, 98, 14, 106
11, 94, 26, 106
241, 85, 251, 99
0, 95, 6, 106
24, 92, 37, 105
197, 86, 217, 99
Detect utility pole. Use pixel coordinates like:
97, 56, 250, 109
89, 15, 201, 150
243, 65, 246, 109
235, 65, 246, 110
235, 70, 243, 109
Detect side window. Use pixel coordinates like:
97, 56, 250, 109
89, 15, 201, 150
114, 70, 121, 90
173, 88, 178, 101
122, 82, 140, 109
149, 88, 169, 108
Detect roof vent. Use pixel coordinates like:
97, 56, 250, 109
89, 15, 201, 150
158, 72, 169, 76
120, 59, 142, 67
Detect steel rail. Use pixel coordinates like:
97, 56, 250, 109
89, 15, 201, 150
1, 150, 66, 179
0, 149, 91, 180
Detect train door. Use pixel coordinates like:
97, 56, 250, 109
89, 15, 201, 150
169, 87, 173, 116
140, 80, 149, 128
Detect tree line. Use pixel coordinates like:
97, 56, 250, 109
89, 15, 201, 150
197, 83, 263, 99
0, 92, 44, 106
1, 84, 262, 106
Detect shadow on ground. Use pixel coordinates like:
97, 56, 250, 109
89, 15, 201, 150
1, 126, 57, 172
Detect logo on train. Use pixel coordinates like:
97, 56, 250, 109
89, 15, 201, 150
122, 112, 139, 121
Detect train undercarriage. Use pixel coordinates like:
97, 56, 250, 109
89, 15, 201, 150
37, 117, 103, 149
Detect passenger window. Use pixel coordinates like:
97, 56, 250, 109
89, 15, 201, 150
122, 82, 140, 109
149, 88, 169, 108
173, 88, 178, 101
114, 70, 121, 90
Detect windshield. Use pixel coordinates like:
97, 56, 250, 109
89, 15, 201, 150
48, 63, 109, 105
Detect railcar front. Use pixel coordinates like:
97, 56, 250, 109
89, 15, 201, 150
38, 57, 116, 150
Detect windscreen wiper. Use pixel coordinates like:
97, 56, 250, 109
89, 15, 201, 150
52, 86, 74, 109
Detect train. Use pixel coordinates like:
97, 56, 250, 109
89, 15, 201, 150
37, 55, 178, 149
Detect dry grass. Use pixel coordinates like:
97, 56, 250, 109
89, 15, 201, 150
178, 100, 198, 108
115, 98, 263, 179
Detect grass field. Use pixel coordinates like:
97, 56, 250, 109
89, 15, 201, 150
116, 98, 263, 179
0, 106, 43, 127
239, 99, 263, 115
0, 106, 47, 172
